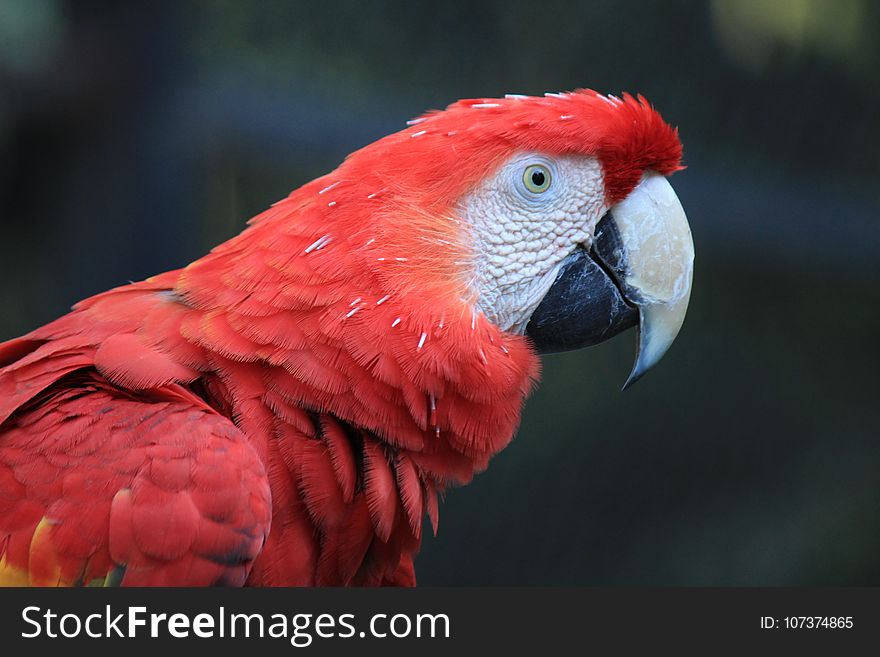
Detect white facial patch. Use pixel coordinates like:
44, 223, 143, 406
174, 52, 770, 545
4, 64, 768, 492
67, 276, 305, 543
458, 153, 606, 333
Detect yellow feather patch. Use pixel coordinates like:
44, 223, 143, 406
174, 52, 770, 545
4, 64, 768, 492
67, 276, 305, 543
27, 517, 66, 586
0, 552, 30, 587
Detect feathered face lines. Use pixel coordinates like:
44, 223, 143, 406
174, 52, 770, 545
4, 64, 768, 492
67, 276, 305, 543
460, 152, 607, 332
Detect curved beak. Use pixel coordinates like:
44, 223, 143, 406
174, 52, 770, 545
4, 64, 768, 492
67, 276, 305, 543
525, 174, 694, 387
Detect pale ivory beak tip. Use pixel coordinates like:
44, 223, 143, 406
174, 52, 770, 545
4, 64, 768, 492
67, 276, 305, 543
610, 174, 694, 388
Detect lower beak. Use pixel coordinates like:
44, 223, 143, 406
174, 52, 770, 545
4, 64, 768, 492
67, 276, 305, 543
525, 174, 694, 387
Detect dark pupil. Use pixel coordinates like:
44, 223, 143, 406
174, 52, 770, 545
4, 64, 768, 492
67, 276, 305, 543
531, 170, 546, 187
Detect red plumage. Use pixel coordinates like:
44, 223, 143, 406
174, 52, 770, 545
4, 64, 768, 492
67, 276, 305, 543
0, 90, 681, 586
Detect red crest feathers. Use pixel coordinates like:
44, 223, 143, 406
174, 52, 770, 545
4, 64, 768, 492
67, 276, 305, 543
338, 89, 683, 209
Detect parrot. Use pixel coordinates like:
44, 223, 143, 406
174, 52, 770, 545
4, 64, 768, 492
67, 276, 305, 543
0, 90, 693, 586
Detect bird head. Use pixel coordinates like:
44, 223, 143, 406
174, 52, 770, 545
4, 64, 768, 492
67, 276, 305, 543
315, 89, 693, 387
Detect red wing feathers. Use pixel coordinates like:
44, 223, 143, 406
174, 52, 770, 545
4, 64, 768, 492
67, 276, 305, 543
0, 375, 271, 586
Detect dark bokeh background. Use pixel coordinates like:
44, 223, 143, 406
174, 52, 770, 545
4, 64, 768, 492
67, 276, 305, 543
1, 1, 878, 584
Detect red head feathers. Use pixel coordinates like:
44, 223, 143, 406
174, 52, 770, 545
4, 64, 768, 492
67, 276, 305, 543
233, 90, 683, 305
341, 88, 683, 207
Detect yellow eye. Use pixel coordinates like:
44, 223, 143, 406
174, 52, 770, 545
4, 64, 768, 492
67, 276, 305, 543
523, 164, 551, 193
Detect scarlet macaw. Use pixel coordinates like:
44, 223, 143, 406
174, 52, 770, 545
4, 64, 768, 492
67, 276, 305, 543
0, 90, 693, 586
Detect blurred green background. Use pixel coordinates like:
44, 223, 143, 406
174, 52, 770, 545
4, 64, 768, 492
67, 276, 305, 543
1, 0, 878, 584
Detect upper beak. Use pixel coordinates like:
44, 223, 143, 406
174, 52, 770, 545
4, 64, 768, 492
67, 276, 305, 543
525, 174, 694, 387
